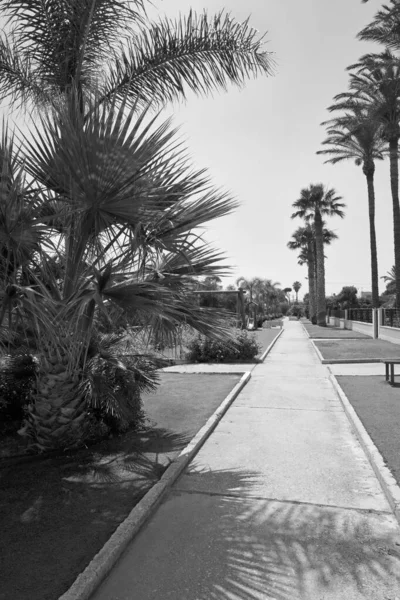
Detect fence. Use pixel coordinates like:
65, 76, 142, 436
347, 308, 373, 323
382, 309, 400, 329
327, 308, 345, 319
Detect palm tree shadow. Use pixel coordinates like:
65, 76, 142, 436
130, 466, 400, 600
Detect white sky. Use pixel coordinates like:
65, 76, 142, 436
149, 0, 391, 299
0, 0, 393, 301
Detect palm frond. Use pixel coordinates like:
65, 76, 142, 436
0, 0, 146, 105
101, 10, 275, 109
358, 1, 400, 49
0, 32, 48, 110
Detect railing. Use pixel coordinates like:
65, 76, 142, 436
328, 309, 345, 319
382, 309, 400, 328
347, 308, 373, 323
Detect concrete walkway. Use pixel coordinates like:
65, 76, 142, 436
92, 321, 400, 600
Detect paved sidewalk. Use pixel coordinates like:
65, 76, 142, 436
92, 321, 400, 600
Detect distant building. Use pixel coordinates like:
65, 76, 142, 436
360, 291, 372, 300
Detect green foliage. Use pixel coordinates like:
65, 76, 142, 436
336, 286, 359, 308
186, 330, 260, 363
280, 302, 289, 315
0, 353, 36, 423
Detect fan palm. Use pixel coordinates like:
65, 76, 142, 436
0, 1, 274, 116
1, 97, 239, 451
290, 187, 345, 326
335, 51, 400, 305
287, 225, 338, 323
318, 101, 386, 307
292, 281, 302, 303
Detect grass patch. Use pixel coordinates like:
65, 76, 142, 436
337, 376, 400, 486
314, 339, 400, 361
0, 372, 241, 600
303, 323, 370, 339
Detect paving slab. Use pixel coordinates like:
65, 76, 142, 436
93, 491, 400, 600
233, 377, 343, 411
176, 407, 391, 512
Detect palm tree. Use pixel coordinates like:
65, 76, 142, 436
358, 1, 400, 49
0, 2, 274, 118
236, 276, 263, 304
318, 101, 386, 307
291, 186, 345, 326
292, 281, 302, 303
0, 2, 275, 450
1, 99, 239, 451
287, 225, 338, 323
335, 51, 400, 305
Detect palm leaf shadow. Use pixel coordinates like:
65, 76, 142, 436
122, 465, 400, 600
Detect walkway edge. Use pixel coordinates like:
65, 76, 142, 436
329, 371, 400, 525
58, 371, 252, 600
258, 327, 285, 363
309, 338, 324, 362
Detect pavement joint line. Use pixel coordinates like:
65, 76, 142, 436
57, 330, 284, 600
328, 370, 400, 528
172, 488, 392, 516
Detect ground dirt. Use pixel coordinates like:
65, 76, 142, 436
303, 323, 370, 339
337, 376, 400, 486
0, 373, 241, 600
315, 339, 400, 361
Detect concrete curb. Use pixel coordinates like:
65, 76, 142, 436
258, 327, 285, 363
58, 371, 251, 600
309, 339, 387, 365
309, 338, 325, 363
328, 371, 400, 526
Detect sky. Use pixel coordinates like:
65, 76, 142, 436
146, 0, 391, 300
0, 0, 392, 301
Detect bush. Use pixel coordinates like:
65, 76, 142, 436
186, 330, 260, 363
0, 353, 37, 424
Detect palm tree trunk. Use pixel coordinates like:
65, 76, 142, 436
389, 138, 400, 307
307, 243, 317, 324
365, 168, 379, 308
314, 210, 326, 326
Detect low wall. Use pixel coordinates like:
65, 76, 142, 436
379, 326, 400, 346
346, 320, 374, 338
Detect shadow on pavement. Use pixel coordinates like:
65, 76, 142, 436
97, 467, 400, 600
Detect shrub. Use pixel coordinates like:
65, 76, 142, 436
186, 330, 260, 363
0, 353, 37, 424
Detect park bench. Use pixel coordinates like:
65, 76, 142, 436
381, 359, 400, 386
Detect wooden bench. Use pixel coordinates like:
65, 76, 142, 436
381, 359, 400, 385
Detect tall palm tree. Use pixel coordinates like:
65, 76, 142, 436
287, 225, 338, 323
335, 51, 400, 305
358, 1, 400, 49
0, 1, 274, 118
291, 185, 345, 326
292, 281, 302, 303
318, 101, 386, 307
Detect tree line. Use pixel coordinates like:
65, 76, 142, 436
289, 0, 400, 323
